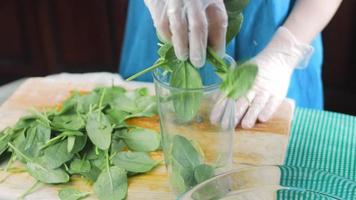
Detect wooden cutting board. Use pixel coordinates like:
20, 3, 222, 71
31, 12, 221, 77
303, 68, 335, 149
0, 78, 294, 200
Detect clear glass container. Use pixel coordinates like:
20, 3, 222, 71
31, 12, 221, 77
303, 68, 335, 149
179, 165, 356, 200
153, 62, 236, 196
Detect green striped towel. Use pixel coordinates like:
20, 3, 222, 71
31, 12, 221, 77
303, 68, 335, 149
278, 108, 356, 199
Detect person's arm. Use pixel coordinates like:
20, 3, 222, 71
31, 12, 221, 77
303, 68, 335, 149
284, 0, 343, 44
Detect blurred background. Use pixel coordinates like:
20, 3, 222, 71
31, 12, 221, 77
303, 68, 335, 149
0, 0, 355, 115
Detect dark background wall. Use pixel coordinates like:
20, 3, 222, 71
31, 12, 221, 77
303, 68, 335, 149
0, 0, 355, 115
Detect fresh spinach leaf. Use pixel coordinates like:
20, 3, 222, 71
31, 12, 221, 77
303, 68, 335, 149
220, 62, 258, 99
37, 139, 74, 169
23, 123, 51, 158
58, 188, 90, 200
112, 151, 160, 173
119, 128, 160, 152
194, 164, 214, 183
170, 61, 203, 122
93, 166, 128, 200
26, 162, 70, 184
105, 107, 129, 125
171, 135, 202, 168
86, 112, 112, 150
94, 86, 126, 107
69, 159, 91, 174
52, 114, 85, 131
8, 143, 69, 184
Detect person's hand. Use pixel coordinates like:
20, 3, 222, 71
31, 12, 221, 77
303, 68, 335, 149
210, 27, 314, 129
144, 0, 228, 67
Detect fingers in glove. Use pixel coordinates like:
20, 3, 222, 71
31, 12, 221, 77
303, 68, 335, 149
241, 93, 270, 129
258, 96, 283, 122
167, 0, 189, 60
145, 0, 171, 42
206, 3, 228, 57
186, 2, 208, 68
210, 96, 228, 125
235, 91, 256, 127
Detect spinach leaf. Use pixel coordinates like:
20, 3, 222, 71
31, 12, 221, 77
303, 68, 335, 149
93, 166, 127, 200
224, 0, 249, 43
69, 134, 87, 154
26, 162, 70, 184
37, 139, 74, 169
105, 107, 129, 125
111, 95, 137, 113
77, 92, 100, 114
119, 128, 160, 152
110, 137, 127, 156
52, 115, 85, 131
171, 135, 202, 168
94, 86, 126, 107
171, 161, 188, 194
23, 123, 51, 158
86, 112, 112, 150
8, 143, 69, 183
58, 188, 90, 200
170, 61, 203, 122
0, 129, 13, 156
220, 62, 258, 99
81, 164, 102, 182
69, 159, 91, 174
67, 136, 76, 153
112, 151, 160, 173
194, 164, 214, 183
171, 158, 197, 194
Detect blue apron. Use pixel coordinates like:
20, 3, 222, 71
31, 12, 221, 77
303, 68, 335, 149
120, 0, 324, 109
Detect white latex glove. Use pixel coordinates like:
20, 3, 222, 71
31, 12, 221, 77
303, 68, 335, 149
144, 0, 228, 67
210, 27, 313, 129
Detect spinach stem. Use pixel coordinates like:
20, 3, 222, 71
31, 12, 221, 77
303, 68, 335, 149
40, 134, 64, 150
7, 143, 33, 163
106, 151, 114, 189
18, 180, 40, 200
126, 61, 165, 81
4, 153, 15, 172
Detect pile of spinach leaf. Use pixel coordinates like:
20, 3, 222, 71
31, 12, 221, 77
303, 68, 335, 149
0, 86, 161, 200
127, 0, 258, 122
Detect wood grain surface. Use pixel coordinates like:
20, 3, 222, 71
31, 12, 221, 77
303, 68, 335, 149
0, 78, 294, 200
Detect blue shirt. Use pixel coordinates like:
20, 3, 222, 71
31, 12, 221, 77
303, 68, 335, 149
120, 0, 323, 109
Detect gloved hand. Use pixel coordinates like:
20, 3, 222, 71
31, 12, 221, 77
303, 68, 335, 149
210, 27, 313, 129
144, 0, 228, 67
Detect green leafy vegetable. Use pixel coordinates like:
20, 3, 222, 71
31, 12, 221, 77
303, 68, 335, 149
170, 135, 215, 194
93, 166, 128, 200
8, 143, 69, 184
119, 128, 160, 152
86, 111, 112, 150
171, 135, 202, 168
26, 162, 70, 184
37, 139, 74, 169
58, 188, 90, 200
112, 151, 160, 173
220, 62, 258, 99
170, 62, 203, 122
69, 159, 91, 174
52, 115, 85, 131
1, 86, 161, 200
194, 164, 214, 183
